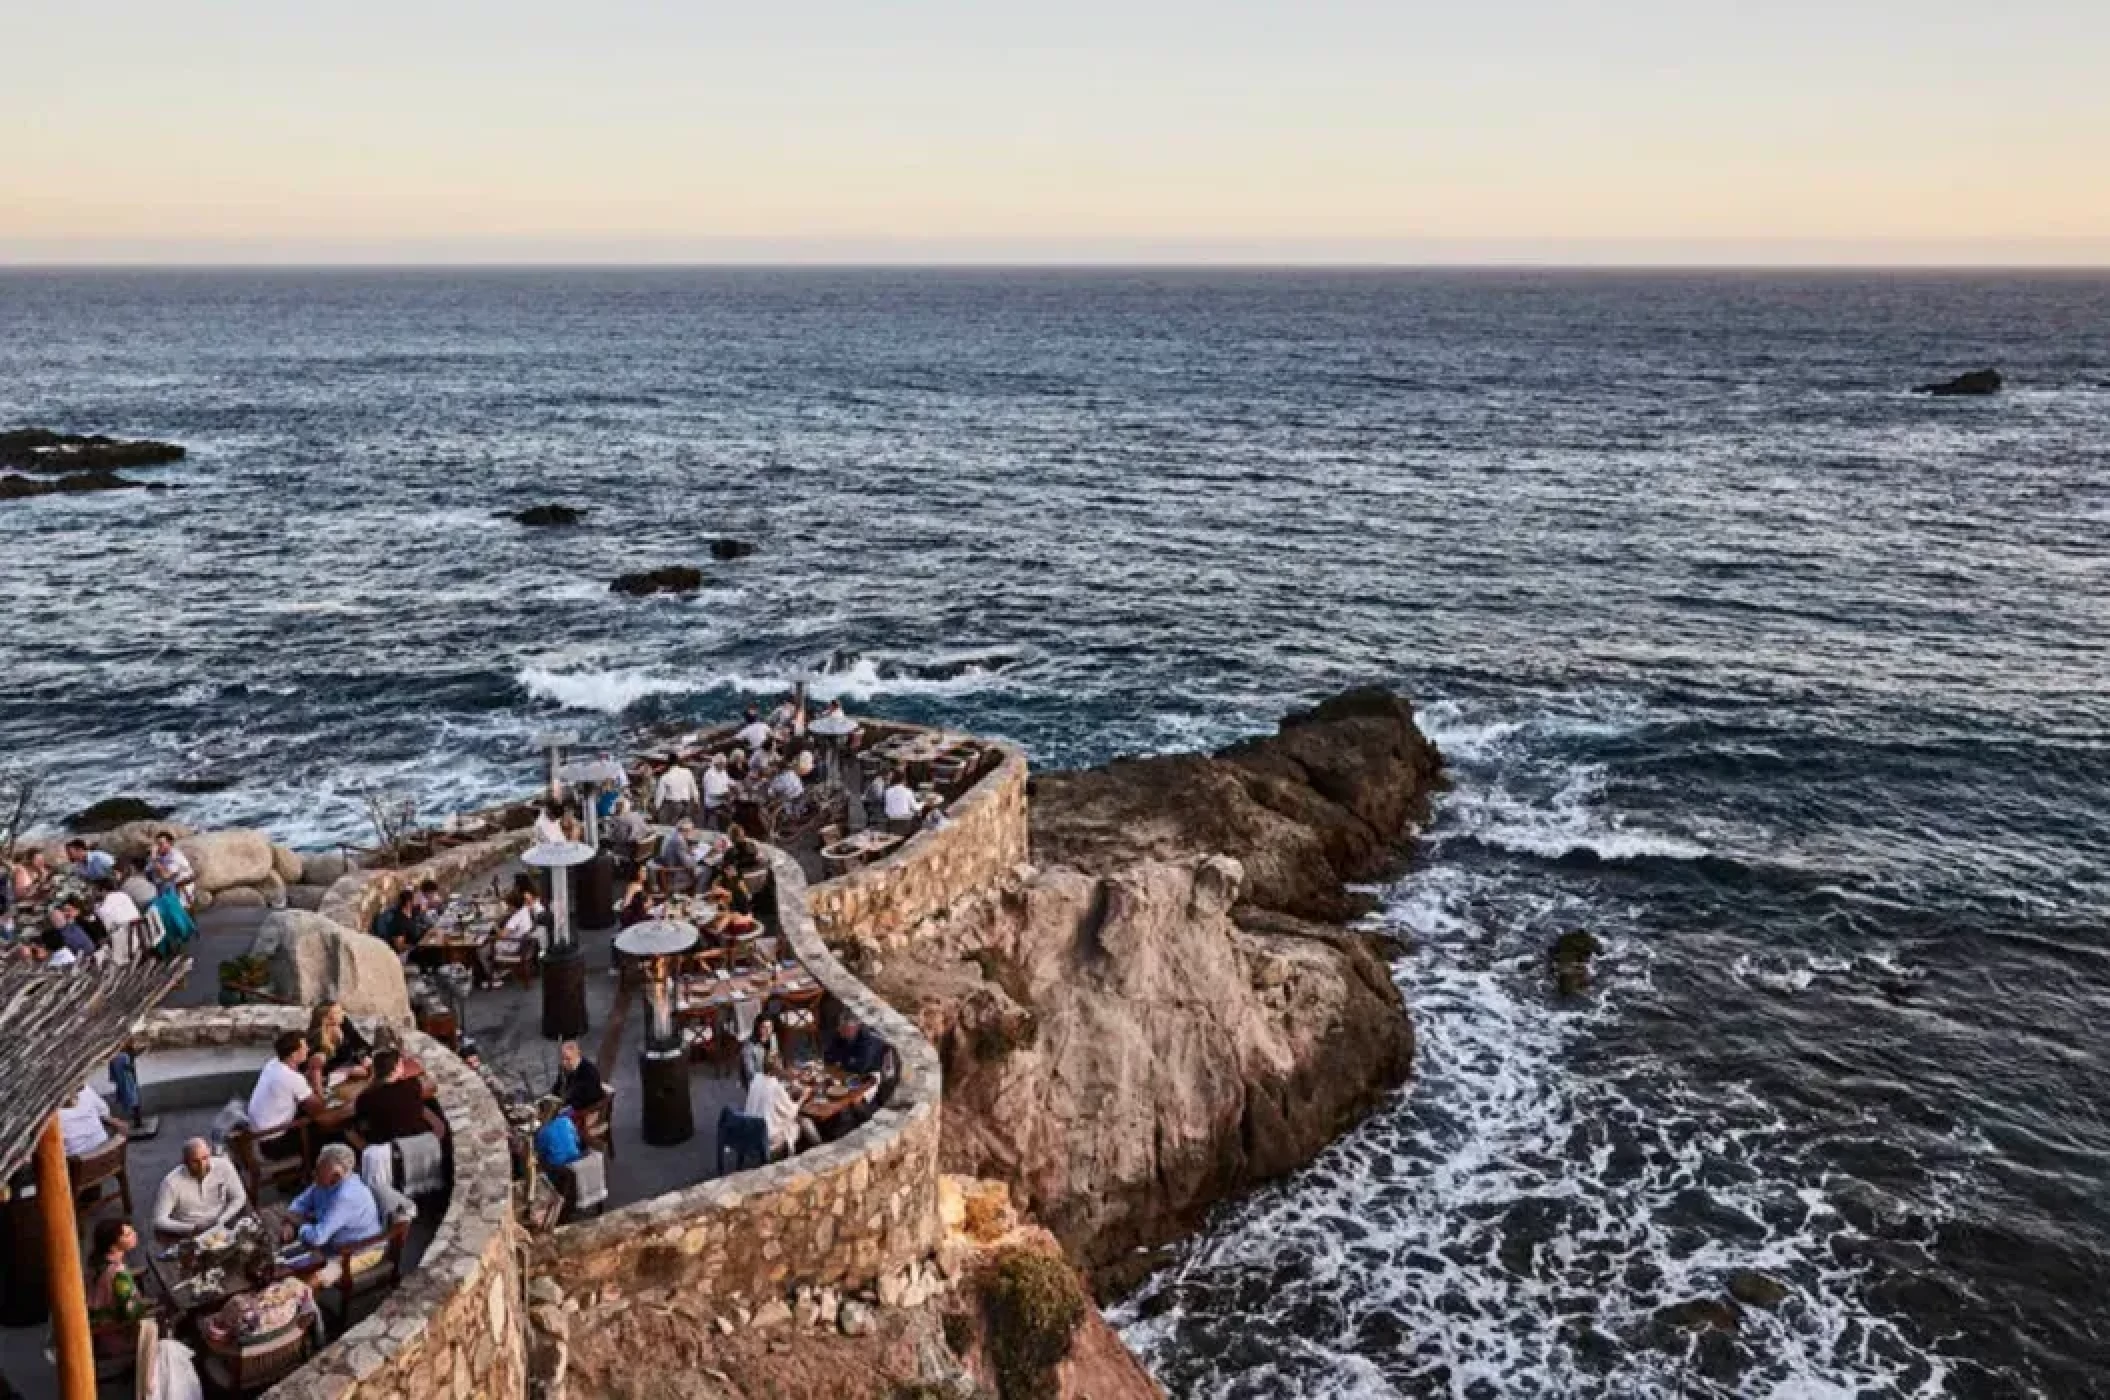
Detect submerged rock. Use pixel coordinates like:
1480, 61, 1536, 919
508, 503, 585, 527
0, 469, 147, 500
709, 537, 757, 559
68, 796, 173, 832
1727, 1269, 1789, 1308
1913, 367, 2002, 396
610, 565, 704, 596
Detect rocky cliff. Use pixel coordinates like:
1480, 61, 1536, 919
868, 687, 1442, 1283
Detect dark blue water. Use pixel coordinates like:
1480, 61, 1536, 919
4, 269, 2107, 1397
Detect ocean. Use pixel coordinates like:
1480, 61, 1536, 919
3, 268, 2106, 1397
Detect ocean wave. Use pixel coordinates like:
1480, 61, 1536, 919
518, 665, 692, 714
1439, 769, 1710, 865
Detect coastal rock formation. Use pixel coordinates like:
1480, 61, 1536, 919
301, 851, 349, 887
0, 428, 186, 473
256, 908, 411, 1020
1552, 928, 1602, 997
1913, 367, 2003, 396
65, 818, 193, 864
0, 429, 186, 503
1029, 686, 1443, 922
270, 843, 304, 885
870, 687, 1441, 1278
66, 796, 171, 832
507, 503, 584, 527
610, 565, 704, 596
176, 828, 276, 894
709, 537, 757, 559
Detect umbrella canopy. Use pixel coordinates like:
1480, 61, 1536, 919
614, 920, 700, 958
521, 839, 597, 870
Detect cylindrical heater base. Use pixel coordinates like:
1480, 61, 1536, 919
639, 1048, 695, 1146
574, 852, 616, 932
542, 947, 590, 1040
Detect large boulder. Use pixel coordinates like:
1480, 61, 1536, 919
270, 845, 303, 884
873, 855, 1414, 1277
177, 829, 275, 894
300, 851, 348, 887
256, 909, 410, 1021
708, 537, 756, 560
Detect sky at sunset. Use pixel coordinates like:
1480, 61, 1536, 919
7, 0, 2108, 264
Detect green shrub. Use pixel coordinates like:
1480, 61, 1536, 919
981, 1249, 1087, 1400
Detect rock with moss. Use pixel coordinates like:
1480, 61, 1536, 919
981, 1248, 1088, 1400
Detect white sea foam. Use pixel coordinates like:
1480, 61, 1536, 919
518, 665, 691, 714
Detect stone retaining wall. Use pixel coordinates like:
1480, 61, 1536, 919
527, 846, 943, 1315
316, 827, 535, 937
808, 741, 1028, 948
135, 1006, 524, 1400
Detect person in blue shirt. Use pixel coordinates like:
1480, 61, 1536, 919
534, 1110, 584, 1169
283, 1144, 383, 1279
63, 840, 117, 885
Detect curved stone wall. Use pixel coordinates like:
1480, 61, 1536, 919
527, 845, 943, 1313
807, 740, 1029, 948
135, 1006, 525, 1400
316, 827, 535, 937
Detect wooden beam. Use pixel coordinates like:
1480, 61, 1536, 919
35, 1116, 93, 1400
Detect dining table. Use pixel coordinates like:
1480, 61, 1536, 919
147, 1209, 286, 1319
786, 1061, 882, 1127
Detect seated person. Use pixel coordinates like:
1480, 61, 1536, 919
63, 839, 117, 885
281, 1145, 383, 1282
551, 1040, 605, 1114
882, 769, 919, 827
767, 759, 806, 804
725, 823, 761, 873
534, 1105, 585, 1169
742, 1050, 820, 1158
739, 1017, 777, 1090
480, 888, 548, 982
531, 800, 567, 846
824, 1013, 890, 1077
247, 1031, 323, 1154
708, 865, 755, 919
305, 1001, 372, 1087
86, 1219, 151, 1365
59, 1081, 123, 1157
654, 820, 702, 884
46, 899, 99, 963
354, 1050, 441, 1145
94, 884, 143, 947
149, 832, 195, 901
152, 1137, 249, 1238
9, 849, 51, 904
371, 889, 421, 953
607, 796, 650, 848
201, 1254, 316, 1351
616, 867, 652, 928
414, 879, 444, 929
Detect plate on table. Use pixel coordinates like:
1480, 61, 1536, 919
196, 1226, 234, 1251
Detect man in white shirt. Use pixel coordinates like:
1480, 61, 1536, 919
150, 832, 195, 902
248, 1030, 320, 1135
151, 1138, 249, 1238
700, 755, 732, 817
59, 1083, 121, 1157
882, 770, 920, 824
742, 1051, 819, 1158
96, 887, 144, 963
653, 761, 701, 822
768, 765, 805, 804
734, 707, 772, 752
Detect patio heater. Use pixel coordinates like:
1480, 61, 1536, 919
615, 919, 700, 1146
533, 729, 579, 803
556, 755, 626, 930
808, 709, 860, 807
523, 839, 596, 1040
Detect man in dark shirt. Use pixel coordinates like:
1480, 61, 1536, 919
354, 1050, 436, 1144
47, 901, 98, 961
371, 890, 419, 954
551, 1040, 604, 1113
823, 1015, 889, 1076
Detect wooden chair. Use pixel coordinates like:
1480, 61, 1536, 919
230, 1123, 309, 1203
322, 1216, 412, 1330
200, 1316, 316, 1396
575, 1088, 616, 1162
490, 936, 541, 987
772, 987, 826, 1063
68, 1133, 132, 1219
716, 1107, 770, 1175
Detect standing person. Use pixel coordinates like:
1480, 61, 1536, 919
700, 754, 733, 825
148, 833, 194, 904
653, 760, 701, 825
882, 769, 920, 830
735, 707, 772, 752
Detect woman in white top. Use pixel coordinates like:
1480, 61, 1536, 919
882, 772, 920, 823
742, 1051, 818, 1157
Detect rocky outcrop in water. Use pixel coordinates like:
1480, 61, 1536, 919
868, 687, 1441, 1281
709, 537, 757, 559
1913, 367, 2003, 396
1552, 928, 1602, 997
0, 428, 185, 473
67, 796, 172, 832
0, 429, 186, 502
610, 565, 705, 596
507, 503, 585, 527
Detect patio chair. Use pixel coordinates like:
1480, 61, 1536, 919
199, 1314, 316, 1396
68, 1132, 132, 1219
322, 1216, 412, 1330
716, 1107, 770, 1175
230, 1122, 310, 1203
575, 1088, 616, 1162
